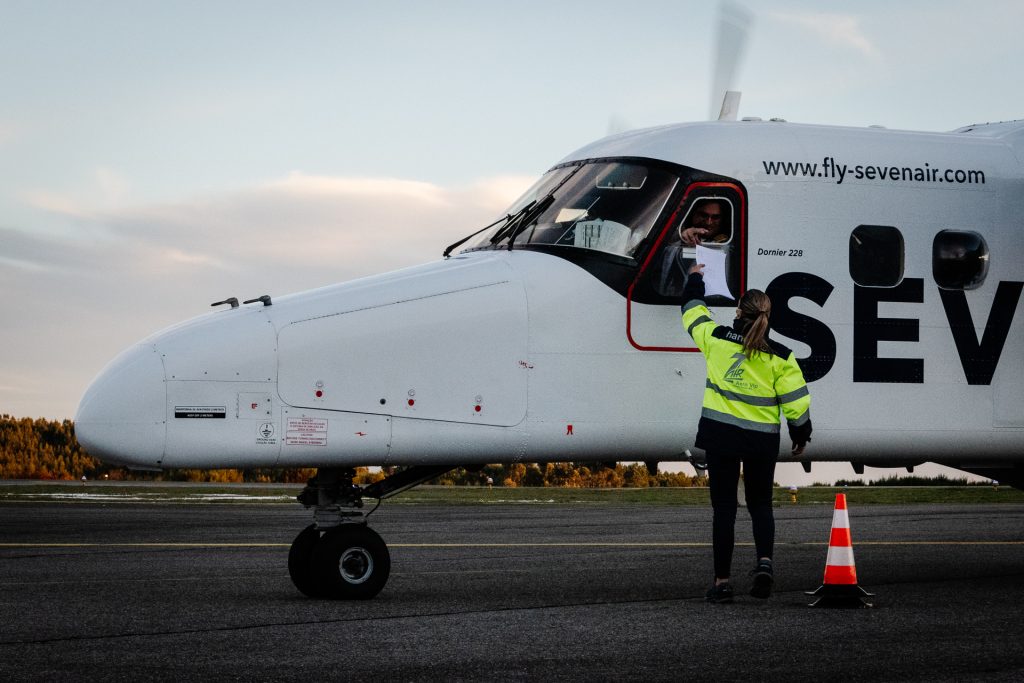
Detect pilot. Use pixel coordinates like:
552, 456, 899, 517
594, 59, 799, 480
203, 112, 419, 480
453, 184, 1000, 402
655, 198, 731, 298
680, 198, 730, 247
680, 263, 812, 604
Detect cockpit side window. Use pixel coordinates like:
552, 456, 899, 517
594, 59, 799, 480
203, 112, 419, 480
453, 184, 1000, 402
630, 190, 742, 306
678, 198, 734, 246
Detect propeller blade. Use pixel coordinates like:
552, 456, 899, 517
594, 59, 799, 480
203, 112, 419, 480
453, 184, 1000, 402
709, 1, 753, 120
606, 114, 631, 136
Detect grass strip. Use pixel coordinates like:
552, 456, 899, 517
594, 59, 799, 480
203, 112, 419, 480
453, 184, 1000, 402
0, 483, 1021, 505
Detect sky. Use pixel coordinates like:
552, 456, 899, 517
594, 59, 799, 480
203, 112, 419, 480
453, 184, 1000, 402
2, 1, 1022, 485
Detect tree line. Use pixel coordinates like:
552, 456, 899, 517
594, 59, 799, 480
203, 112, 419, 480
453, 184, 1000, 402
0, 415, 701, 487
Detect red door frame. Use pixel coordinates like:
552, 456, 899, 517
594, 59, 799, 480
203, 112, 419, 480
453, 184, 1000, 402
626, 181, 747, 351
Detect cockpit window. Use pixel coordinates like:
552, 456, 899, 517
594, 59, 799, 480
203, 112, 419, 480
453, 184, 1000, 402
630, 191, 740, 306
464, 161, 679, 259
678, 198, 733, 245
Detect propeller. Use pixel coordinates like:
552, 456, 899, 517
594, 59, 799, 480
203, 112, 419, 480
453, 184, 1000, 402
605, 2, 753, 136
708, 1, 753, 121
606, 114, 631, 137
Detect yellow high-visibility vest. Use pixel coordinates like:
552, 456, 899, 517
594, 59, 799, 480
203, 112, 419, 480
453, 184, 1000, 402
682, 300, 810, 434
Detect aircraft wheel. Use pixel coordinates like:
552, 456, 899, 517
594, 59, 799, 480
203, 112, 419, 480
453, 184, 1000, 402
288, 524, 324, 598
311, 524, 390, 600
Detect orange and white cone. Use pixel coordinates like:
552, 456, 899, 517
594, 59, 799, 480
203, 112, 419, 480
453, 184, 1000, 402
807, 493, 874, 608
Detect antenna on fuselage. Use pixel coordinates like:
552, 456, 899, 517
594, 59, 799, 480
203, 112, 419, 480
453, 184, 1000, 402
709, 2, 752, 121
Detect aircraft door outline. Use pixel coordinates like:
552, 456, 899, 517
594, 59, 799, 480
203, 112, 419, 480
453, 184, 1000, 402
626, 181, 748, 351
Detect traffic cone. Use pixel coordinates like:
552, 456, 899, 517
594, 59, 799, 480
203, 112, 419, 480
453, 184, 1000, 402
806, 493, 874, 608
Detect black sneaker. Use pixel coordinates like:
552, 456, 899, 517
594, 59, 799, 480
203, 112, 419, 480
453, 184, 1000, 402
750, 559, 774, 599
705, 582, 734, 604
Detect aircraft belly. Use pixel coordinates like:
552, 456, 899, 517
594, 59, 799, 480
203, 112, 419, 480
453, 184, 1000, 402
387, 417, 526, 466
800, 428, 1024, 462
277, 280, 528, 427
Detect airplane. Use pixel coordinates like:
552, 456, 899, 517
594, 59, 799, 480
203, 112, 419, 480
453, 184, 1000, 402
73, 107, 1024, 599
70, 1, 1024, 602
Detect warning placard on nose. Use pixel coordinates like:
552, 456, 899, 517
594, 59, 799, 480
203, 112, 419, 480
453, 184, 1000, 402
285, 417, 328, 446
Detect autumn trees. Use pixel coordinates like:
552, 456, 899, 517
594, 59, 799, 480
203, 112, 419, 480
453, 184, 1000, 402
0, 415, 701, 487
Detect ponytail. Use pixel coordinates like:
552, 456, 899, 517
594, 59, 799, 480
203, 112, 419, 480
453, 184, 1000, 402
738, 289, 773, 357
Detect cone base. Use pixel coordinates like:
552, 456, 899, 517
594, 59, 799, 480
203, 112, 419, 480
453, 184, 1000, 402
806, 583, 874, 608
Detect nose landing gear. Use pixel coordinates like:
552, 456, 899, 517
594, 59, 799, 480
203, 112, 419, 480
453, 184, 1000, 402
288, 465, 453, 599
312, 524, 390, 599
288, 523, 390, 599
287, 524, 323, 598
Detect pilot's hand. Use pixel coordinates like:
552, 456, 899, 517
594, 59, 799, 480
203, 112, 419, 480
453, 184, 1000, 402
688, 263, 705, 275
680, 227, 708, 246
792, 442, 806, 456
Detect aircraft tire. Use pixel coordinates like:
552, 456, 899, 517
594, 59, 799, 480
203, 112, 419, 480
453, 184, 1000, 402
311, 524, 390, 600
288, 524, 324, 598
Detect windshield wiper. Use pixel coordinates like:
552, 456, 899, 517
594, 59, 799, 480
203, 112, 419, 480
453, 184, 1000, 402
506, 193, 555, 251
442, 209, 527, 258
442, 166, 578, 257
488, 200, 538, 247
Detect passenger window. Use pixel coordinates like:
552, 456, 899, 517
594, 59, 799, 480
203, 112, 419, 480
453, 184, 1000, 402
849, 225, 903, 286
933, 230, 989, 290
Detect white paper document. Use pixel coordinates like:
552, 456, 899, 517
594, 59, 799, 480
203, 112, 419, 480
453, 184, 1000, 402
695, 245, 735, 300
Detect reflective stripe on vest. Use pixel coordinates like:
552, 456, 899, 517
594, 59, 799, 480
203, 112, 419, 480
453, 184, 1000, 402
701, 407, 781, 434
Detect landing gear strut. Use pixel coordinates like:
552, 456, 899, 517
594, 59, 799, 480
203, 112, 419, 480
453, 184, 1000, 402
288, 465, 453, 599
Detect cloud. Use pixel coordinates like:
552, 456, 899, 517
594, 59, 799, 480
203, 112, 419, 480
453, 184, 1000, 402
270, 173, 450, 206
0, 121, 19, 146
771, 12, 880, 60
161, 247, 232, 270
0, 225, 102, 273
21, 189, 86, 217
93, 167, 131, 206
0, 378, 43, 397
15, 171, 537, 276
91, 173, 535, 276
0, 254, 49, 273
468, 175, 535, 210
22, 166, 133, 217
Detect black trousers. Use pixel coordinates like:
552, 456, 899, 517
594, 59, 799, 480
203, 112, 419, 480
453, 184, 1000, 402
706, 450, 778, 580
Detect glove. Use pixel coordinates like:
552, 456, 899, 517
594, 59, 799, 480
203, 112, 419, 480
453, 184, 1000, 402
788, 419, 812, 454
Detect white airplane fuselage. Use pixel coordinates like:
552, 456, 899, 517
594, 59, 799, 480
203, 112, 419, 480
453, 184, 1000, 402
76, 119, 1024, 481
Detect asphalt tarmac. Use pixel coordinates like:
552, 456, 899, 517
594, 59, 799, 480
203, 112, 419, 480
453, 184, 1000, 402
2, 500, 1023, 682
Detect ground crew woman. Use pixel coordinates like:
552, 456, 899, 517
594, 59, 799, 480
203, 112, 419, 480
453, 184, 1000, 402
680, 264, 812, 603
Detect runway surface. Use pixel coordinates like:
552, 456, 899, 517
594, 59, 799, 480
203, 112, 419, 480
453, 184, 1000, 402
2, 500, 1024, 681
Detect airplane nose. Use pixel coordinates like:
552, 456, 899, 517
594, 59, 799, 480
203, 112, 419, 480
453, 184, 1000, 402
75, 343, 167, 468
